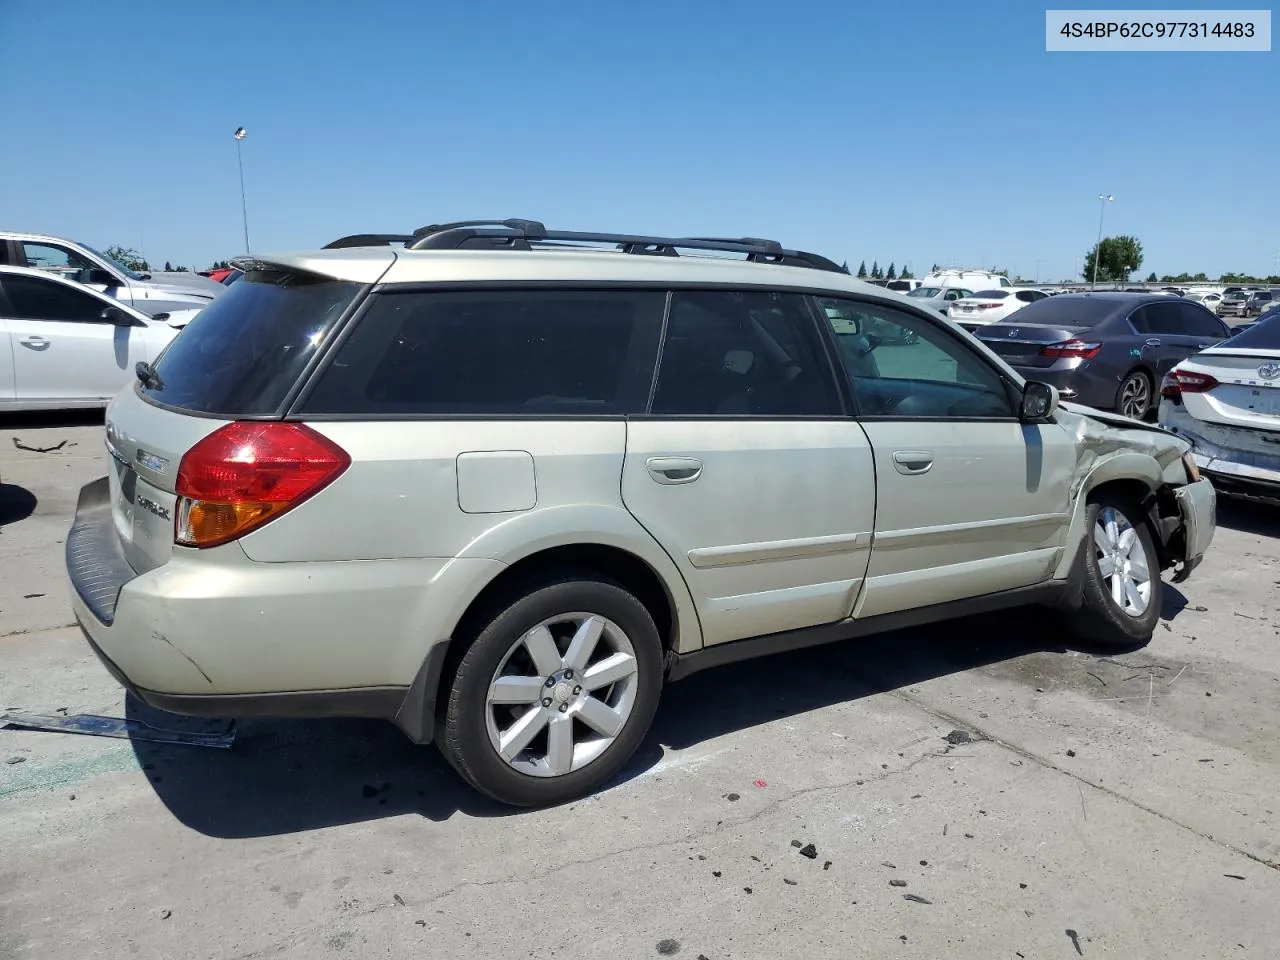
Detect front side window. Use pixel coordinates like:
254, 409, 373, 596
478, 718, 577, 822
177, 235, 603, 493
19, 242, 95, 278
0, 274, 108, 322
817, 298, 1014, 419
302, 289, 663, 415
1175, 302, 1228, 338
649, 290, 841, 416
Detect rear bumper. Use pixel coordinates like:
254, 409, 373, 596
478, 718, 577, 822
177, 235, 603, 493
1159, 408, 1280, 503
66, 478, 501, 742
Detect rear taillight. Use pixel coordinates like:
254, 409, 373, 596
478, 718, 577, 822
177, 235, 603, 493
175, 422, 350, 548
978, 302, 1002, 309
1039, 339, 1102, 360
1160, 369, 1219, 401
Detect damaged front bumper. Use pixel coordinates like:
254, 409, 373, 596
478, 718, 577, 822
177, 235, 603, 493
1168, 477, 1216, 582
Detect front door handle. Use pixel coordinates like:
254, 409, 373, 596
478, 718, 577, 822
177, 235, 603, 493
19, 336, 49, 349
892, 450, 933, 475
1144, 338, 1162, 347
646, 456, 703, 485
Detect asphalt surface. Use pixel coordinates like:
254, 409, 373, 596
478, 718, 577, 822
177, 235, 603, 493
1, 412, 1278, 960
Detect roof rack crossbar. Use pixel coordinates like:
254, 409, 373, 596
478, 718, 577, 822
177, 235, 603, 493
323, 233, 414, 249
404, 223, 847, 273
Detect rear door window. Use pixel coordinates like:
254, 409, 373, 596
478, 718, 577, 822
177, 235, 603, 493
143, 267, 361, 415
300, 289, 665, 415
649, 290, 841, 416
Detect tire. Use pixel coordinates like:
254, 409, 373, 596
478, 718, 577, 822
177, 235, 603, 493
1068, 493, 1162, 647
437, 576, 663, 807
1115, 370, 1153, 420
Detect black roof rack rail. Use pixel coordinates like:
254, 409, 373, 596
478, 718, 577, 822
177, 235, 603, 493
402, 221, 847, 273
323, 233, 414, 249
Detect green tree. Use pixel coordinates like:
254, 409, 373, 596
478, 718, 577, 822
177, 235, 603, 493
886, 262, 897, 280
856, 260, 868, 278
900, 265, 913, 279
1083, 235, 1144, 284
931, 263, 939, 273
1145, 272, 1157, 282
104, 245, 149, 272
164, 261, 173, 271
871, 260, 881, 279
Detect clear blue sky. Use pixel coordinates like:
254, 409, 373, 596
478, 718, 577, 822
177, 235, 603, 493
1, 1, 1275, 280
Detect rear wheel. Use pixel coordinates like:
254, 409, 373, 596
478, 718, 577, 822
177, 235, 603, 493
437, 577, 663, 807
1115, 370, 1153, 420
1068, 493, 1162, 647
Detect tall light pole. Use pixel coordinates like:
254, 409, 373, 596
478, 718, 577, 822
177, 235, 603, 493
234, 127, 250, 254
1091, 193, 1114, 290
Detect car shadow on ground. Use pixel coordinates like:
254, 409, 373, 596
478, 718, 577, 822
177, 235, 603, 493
1215, 497, 1280, 537
0, 410, 104, 431
129, 596, 1175, 838
0, 484, 38, 526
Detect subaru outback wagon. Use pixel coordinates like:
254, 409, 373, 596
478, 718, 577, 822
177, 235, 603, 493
67, 219, 1216, 806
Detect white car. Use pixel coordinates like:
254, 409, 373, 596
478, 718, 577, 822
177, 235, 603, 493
1158, 313, 1280, 503
947, 287, 1049, 327
1186, 291, 1225, 315
0, 231, 222, 318
0, 265, 197, 411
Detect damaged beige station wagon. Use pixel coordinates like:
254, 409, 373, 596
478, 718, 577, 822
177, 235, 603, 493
66, 220, 1216, 807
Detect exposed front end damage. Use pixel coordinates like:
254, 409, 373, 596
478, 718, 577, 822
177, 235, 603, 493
1055, 402, 1216, 584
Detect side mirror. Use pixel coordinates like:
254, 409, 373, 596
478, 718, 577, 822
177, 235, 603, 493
1020, 381, 1059, 422
856, 333, 881, 357
100, 306, 134, 326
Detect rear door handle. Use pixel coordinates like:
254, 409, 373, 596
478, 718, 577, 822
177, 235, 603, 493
19, 336, 49, 349
892, 450, 933, 475
646, 456, 703, 484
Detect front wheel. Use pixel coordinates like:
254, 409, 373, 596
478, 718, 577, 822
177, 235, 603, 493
1068, 494, 1162, 647
437, 577, 663, 807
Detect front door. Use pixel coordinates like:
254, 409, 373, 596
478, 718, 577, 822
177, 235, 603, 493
814, 296, 1079, 619
0, 273, 144, 403
622, 289, 876, 647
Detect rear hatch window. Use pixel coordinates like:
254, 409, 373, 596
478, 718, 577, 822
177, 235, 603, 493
141, 267, 361, 416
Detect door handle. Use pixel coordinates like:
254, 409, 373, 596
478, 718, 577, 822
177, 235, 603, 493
892, 450, 933, 475
1144, 338, 1162, 347
19, 336, 49, 349
646, 456, 703, 485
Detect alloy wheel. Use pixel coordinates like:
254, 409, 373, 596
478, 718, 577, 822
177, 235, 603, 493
1120, 374, 1150, 419
484, 613, 639, 778
1093, 506, 1152, 617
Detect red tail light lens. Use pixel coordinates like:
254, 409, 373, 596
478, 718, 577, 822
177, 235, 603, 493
1160, 369, 1219, 401
1039, 339, 1102, 360
978, 302, 1003, 309
175, 422, 350, 548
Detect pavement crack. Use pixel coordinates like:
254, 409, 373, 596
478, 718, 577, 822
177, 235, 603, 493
886, 688, 1280, 874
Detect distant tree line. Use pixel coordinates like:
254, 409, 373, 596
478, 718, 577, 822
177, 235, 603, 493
855, 260, 915, 280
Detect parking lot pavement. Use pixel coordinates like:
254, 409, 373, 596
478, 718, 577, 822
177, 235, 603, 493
2, 418, 1279, 960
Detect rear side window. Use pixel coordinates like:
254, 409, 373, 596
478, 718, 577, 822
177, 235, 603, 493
649, 290, 841, 416
143, 268, 361, 415
1175, 302, 1228, 338
301, 289, 664, 415
972, 290, 1009, 299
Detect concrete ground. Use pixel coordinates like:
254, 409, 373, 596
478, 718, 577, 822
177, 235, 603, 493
1, 412, 1278, 960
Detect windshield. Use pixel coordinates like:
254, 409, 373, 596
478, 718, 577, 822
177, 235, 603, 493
1007, 297, 1118, 328
1221, 313, 1280, 348
79, 242, 144, 281
143, 268, 360, 415
908, 287, 942, 297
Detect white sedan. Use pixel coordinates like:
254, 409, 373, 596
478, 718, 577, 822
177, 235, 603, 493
1186, 291, 1225, 315
947, 287, 1050, 327
0, 265, 198, 411
1158, 312, 1280, 503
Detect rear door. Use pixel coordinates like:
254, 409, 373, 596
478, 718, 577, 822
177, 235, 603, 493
621, 289, 876, 647
815, 296, 1078, 618
1130, 302, 1201, 379
0, 272, 146, 403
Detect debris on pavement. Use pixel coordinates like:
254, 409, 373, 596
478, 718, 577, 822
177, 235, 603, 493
159, 909, 172, 920
724, 792, 740, 802
1224, 874, 1246, 880
1066, 928, 1083, 955
889, 879, 908, 887
0, 711, 235, 749
1066, 749, 1077, 757
790, 840, 802, 848
881, 861, 896, 868
752, 779, 767, 788
797, 843, 817, 860
943, 729, 972, 745
12, 438, 72, 454
783, 878, 797, 886
656, 938, 681, 955
903, 894, 932, 904
823, 861, 831, 871
393, 894, 406, 906
22, 593, 45, 599
5, 755, 26, 764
